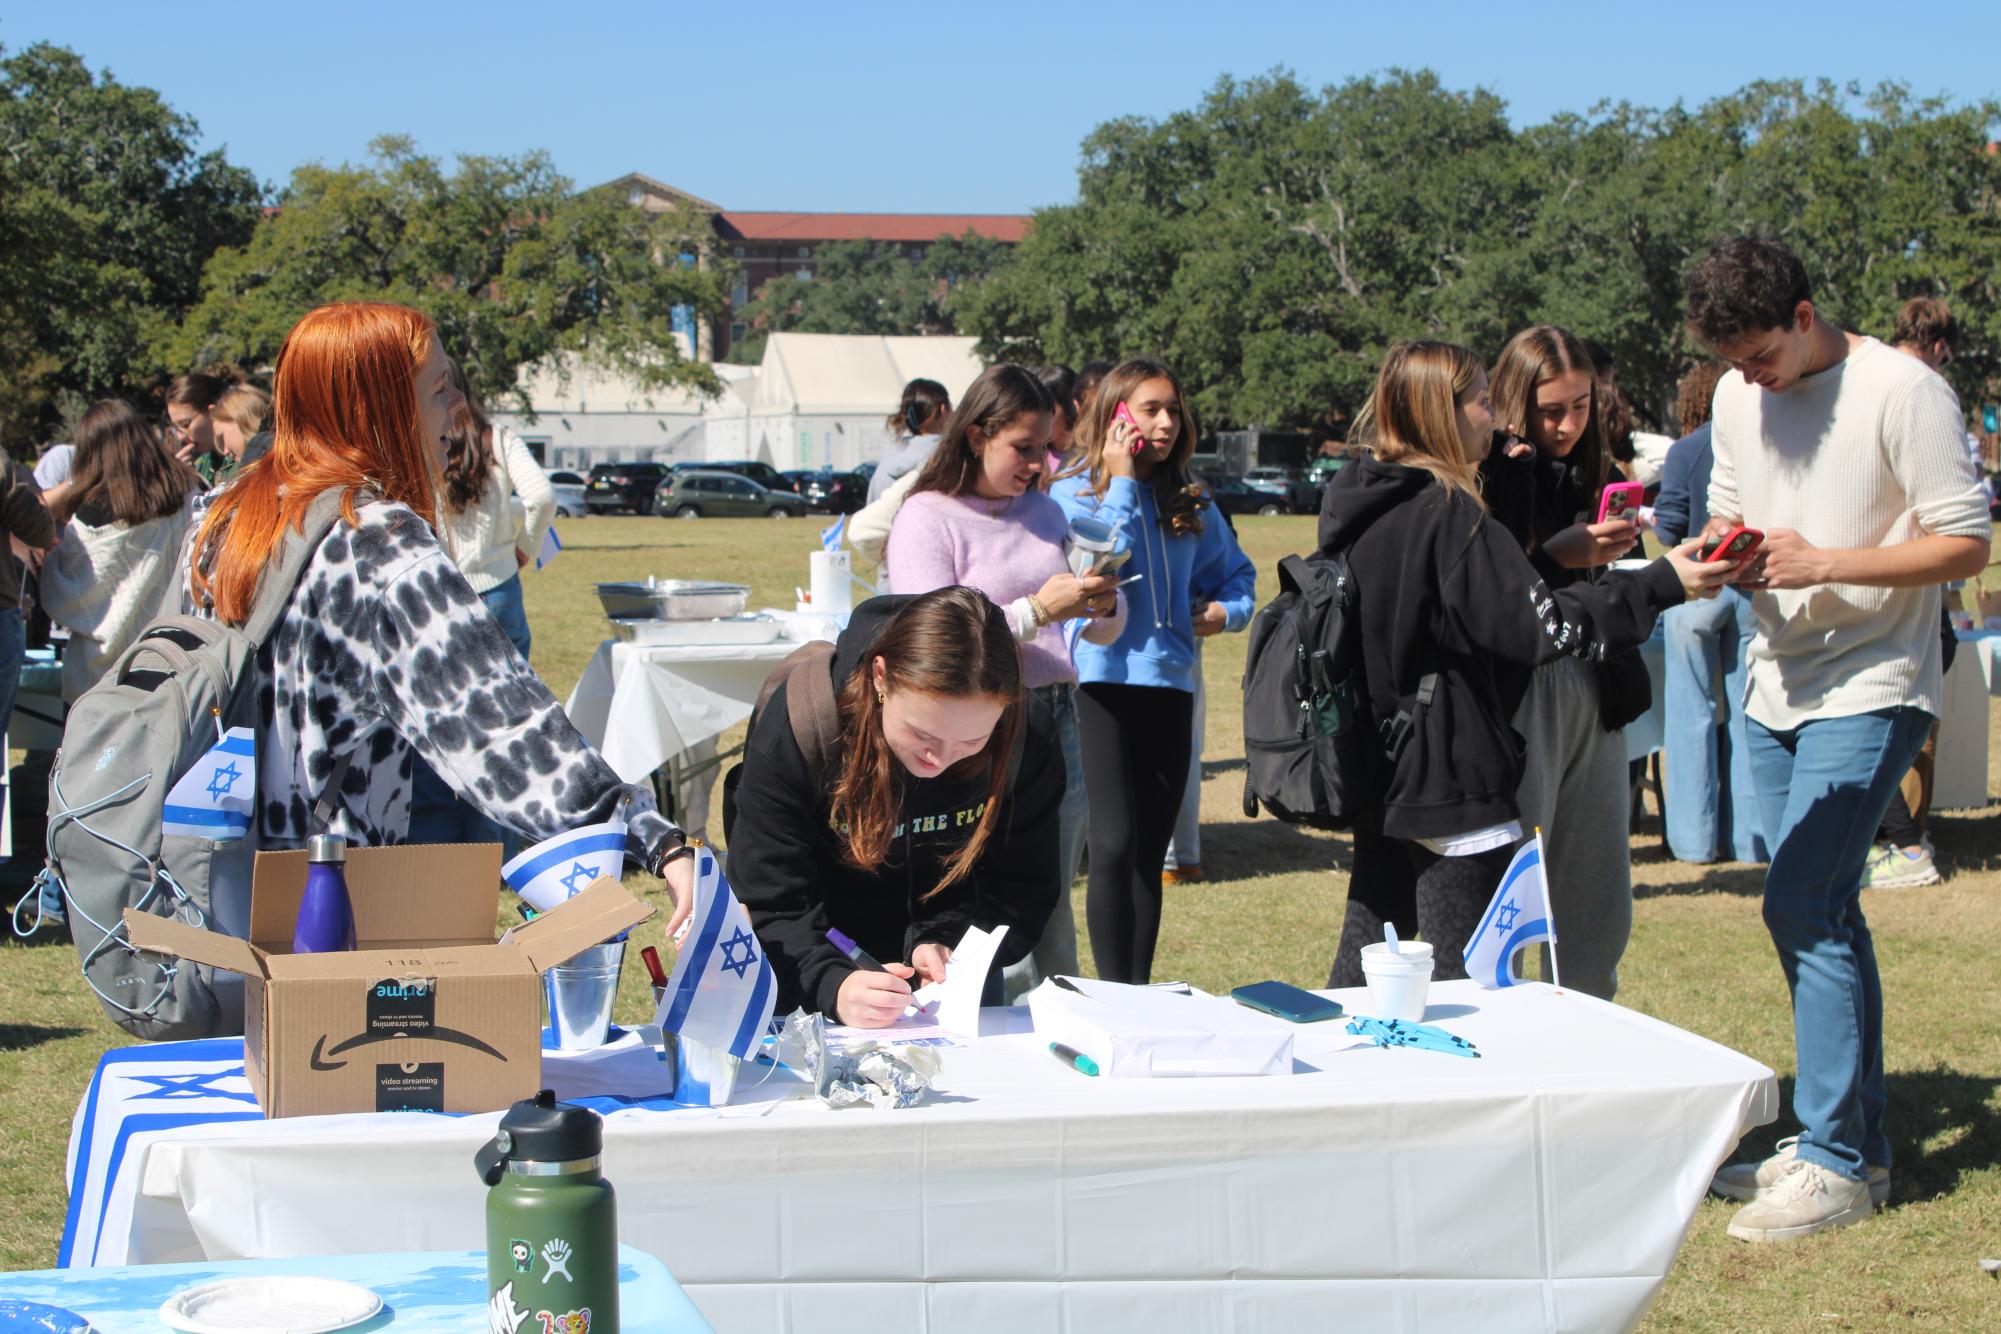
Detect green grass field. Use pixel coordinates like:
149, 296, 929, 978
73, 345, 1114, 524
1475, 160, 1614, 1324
4, 513, 1997, 1328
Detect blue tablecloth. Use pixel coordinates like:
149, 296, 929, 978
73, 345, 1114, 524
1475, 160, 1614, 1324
64, 1036, 690, 1270
0, 1245, 711, 1332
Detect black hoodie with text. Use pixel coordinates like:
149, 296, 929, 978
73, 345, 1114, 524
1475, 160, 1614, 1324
1318, 457, 1685, 841
726, 597, 1064, 1017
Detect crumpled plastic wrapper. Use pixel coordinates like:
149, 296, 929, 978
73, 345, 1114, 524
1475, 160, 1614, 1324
773, 1008, 942, 1110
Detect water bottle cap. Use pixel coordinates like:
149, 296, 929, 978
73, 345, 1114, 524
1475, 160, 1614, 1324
307, 833, 348, 864
480, 1089, 602, 1175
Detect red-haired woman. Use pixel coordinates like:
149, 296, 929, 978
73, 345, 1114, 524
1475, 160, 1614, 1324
723, 588, 1064, 1027
187, 302, 695, 922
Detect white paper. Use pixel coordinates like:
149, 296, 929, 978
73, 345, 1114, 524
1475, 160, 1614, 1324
1026, 977, 1294, 1078
907, 923, 1006, 1038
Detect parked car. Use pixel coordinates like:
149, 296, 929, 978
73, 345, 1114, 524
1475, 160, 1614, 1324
1307, 453, 1351, 482
585, 462, 669, 514
544, 470, 587, 517
1242, 465, 1322, 514
1202, 473, 1289, 518
781, 469, 870, 515
655, 470, 809, 519
671, 459, 792, 493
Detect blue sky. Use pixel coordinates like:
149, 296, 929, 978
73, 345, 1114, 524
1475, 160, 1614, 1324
7, 2, 1997, 213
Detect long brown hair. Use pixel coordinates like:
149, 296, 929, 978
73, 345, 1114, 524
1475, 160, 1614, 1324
909, 364, 1054, 498
828, 588, 1024, 899
1059, 357, 1207, 538
1490, 325, 1611, 525
886, 377, 950, 438
193, 302, 442, 625
1361, 341, 1488, 510
57, 400, 200, 527
439, 356, 496, 515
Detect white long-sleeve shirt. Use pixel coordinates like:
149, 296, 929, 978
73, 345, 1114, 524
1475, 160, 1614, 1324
433, 426, 554, 593
1708, 336, 1991, 729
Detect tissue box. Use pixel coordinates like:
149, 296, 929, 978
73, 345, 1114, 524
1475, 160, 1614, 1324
1028, 977, 1293, 1077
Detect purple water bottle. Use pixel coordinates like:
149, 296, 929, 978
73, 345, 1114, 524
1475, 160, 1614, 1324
292, 833, 356, 953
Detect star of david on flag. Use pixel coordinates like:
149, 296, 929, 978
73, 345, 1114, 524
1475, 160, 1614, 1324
161, 726, 255, 841
1463, 831, 1562, 989
654, 847, 775, 1060
502, 820, 627, 914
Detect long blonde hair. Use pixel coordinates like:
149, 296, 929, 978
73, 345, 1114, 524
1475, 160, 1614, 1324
1361, 341, 1487, 509
1058, 357, 1207, 538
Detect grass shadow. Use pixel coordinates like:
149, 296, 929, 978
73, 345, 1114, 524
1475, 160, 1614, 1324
0, 1024, 85, 1051
1723, 1068, 2001, 1205
1199, 756, 1245, 780
1197, 821, 1345, 879
1633, 862, 1768, 900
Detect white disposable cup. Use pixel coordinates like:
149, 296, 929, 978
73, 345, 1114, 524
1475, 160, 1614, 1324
1360, 940, 1434, 1022
1066, 516, 1119, 577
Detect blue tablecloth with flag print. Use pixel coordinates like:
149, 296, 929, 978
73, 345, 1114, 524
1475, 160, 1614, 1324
63, 1032, 684, 1271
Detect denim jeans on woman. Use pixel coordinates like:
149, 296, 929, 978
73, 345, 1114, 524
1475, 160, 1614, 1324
1663, 587, 1767, 863
1747, 705, 1931, 1182
1001, 682, 1086, 1001
406, 575, 531, 852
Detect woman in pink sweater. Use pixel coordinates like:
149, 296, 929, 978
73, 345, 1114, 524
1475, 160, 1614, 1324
886, 364, 1125, 995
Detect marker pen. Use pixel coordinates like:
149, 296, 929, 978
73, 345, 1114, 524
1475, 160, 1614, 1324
826, 927, 888, 973
1049, 1042, 1100, 1077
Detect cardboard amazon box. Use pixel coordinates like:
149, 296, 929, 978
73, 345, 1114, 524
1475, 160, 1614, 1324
124, 844, 652, 1118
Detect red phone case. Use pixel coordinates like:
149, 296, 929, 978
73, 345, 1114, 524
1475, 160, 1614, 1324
1702, 527, 1765, 563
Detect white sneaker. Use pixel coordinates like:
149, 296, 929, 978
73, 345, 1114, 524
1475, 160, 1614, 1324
1712, 1136, 1890, 1207
1725, 1159, 1875, 1243
1861, 840, 1941, 889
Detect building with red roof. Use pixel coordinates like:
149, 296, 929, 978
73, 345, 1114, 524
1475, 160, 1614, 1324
604, 174, 1027, 358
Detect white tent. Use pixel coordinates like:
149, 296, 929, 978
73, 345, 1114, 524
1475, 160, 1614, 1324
490, 354, 752, 471
738, 334, 983, 472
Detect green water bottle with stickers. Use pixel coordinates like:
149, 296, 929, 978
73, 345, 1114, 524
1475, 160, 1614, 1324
474, 1090, 619, 1333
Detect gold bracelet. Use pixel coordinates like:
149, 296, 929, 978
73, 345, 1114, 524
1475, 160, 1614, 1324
1027, 596, 1051, 628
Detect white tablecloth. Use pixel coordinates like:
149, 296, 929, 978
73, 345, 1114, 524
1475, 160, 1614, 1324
563, 636, 807, 786
71, 982, 1774, 1333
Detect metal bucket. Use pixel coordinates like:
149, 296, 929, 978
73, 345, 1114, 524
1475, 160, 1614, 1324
545, 941, 626, 1050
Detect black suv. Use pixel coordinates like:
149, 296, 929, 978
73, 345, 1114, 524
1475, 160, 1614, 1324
586, 462, 669, 514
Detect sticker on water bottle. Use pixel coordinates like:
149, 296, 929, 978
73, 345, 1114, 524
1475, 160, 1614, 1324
532, 1308, 591, 1334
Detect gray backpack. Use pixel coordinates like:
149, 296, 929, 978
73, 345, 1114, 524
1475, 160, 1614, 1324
39, 490, 352, 1041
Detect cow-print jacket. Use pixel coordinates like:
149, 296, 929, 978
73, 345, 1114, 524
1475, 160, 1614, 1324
192, 494, 678, 865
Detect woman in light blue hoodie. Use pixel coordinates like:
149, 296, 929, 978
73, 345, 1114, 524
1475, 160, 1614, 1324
1049, 358, 1257, 982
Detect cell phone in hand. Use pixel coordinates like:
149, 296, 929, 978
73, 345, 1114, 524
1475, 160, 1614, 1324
1699, 526, 1765, 563
1113, 403, 1145, 456
1596, 481, 1646, 526
1231, 980, 1345, 1024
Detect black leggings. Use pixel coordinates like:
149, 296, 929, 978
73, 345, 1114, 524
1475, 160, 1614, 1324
1329, 829, 1515, 987
1077, 682, 1194, 984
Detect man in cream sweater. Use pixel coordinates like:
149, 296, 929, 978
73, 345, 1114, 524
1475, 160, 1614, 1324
1688, 237, 1991, 1242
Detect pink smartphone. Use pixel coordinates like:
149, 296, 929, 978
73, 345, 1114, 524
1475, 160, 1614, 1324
1113, 403, 1145, 456
1596, 481, 1646, 525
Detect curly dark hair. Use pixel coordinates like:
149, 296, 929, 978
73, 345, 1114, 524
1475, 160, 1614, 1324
1675, 362, 1730, 437
1683, 236, 1812, 348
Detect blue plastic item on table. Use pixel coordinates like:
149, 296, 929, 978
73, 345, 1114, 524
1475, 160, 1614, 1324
0, 1301, 91, 1334
0, 1246, 711, 1333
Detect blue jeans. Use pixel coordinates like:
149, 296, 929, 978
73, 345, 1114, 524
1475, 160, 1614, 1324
1165, 653, 1205, 870
1663, 588, 1767, 862
1747, 705, 1931, 1180
1000, 682, 1086, 1002
406, 576, 531, 852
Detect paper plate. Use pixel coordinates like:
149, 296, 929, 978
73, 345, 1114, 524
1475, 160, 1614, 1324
158, 1277, 381, 1334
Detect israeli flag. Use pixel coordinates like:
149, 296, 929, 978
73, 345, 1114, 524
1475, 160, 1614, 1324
161, 727, 255, 841
535, 524, 562, 571
820, 513, 846, 551
1463, 833, 1561, 989
654, 847, 775, 1060
502, 819, 627, 914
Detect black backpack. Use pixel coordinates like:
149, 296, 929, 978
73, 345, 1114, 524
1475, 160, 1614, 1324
1239, 552, 1432, 830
